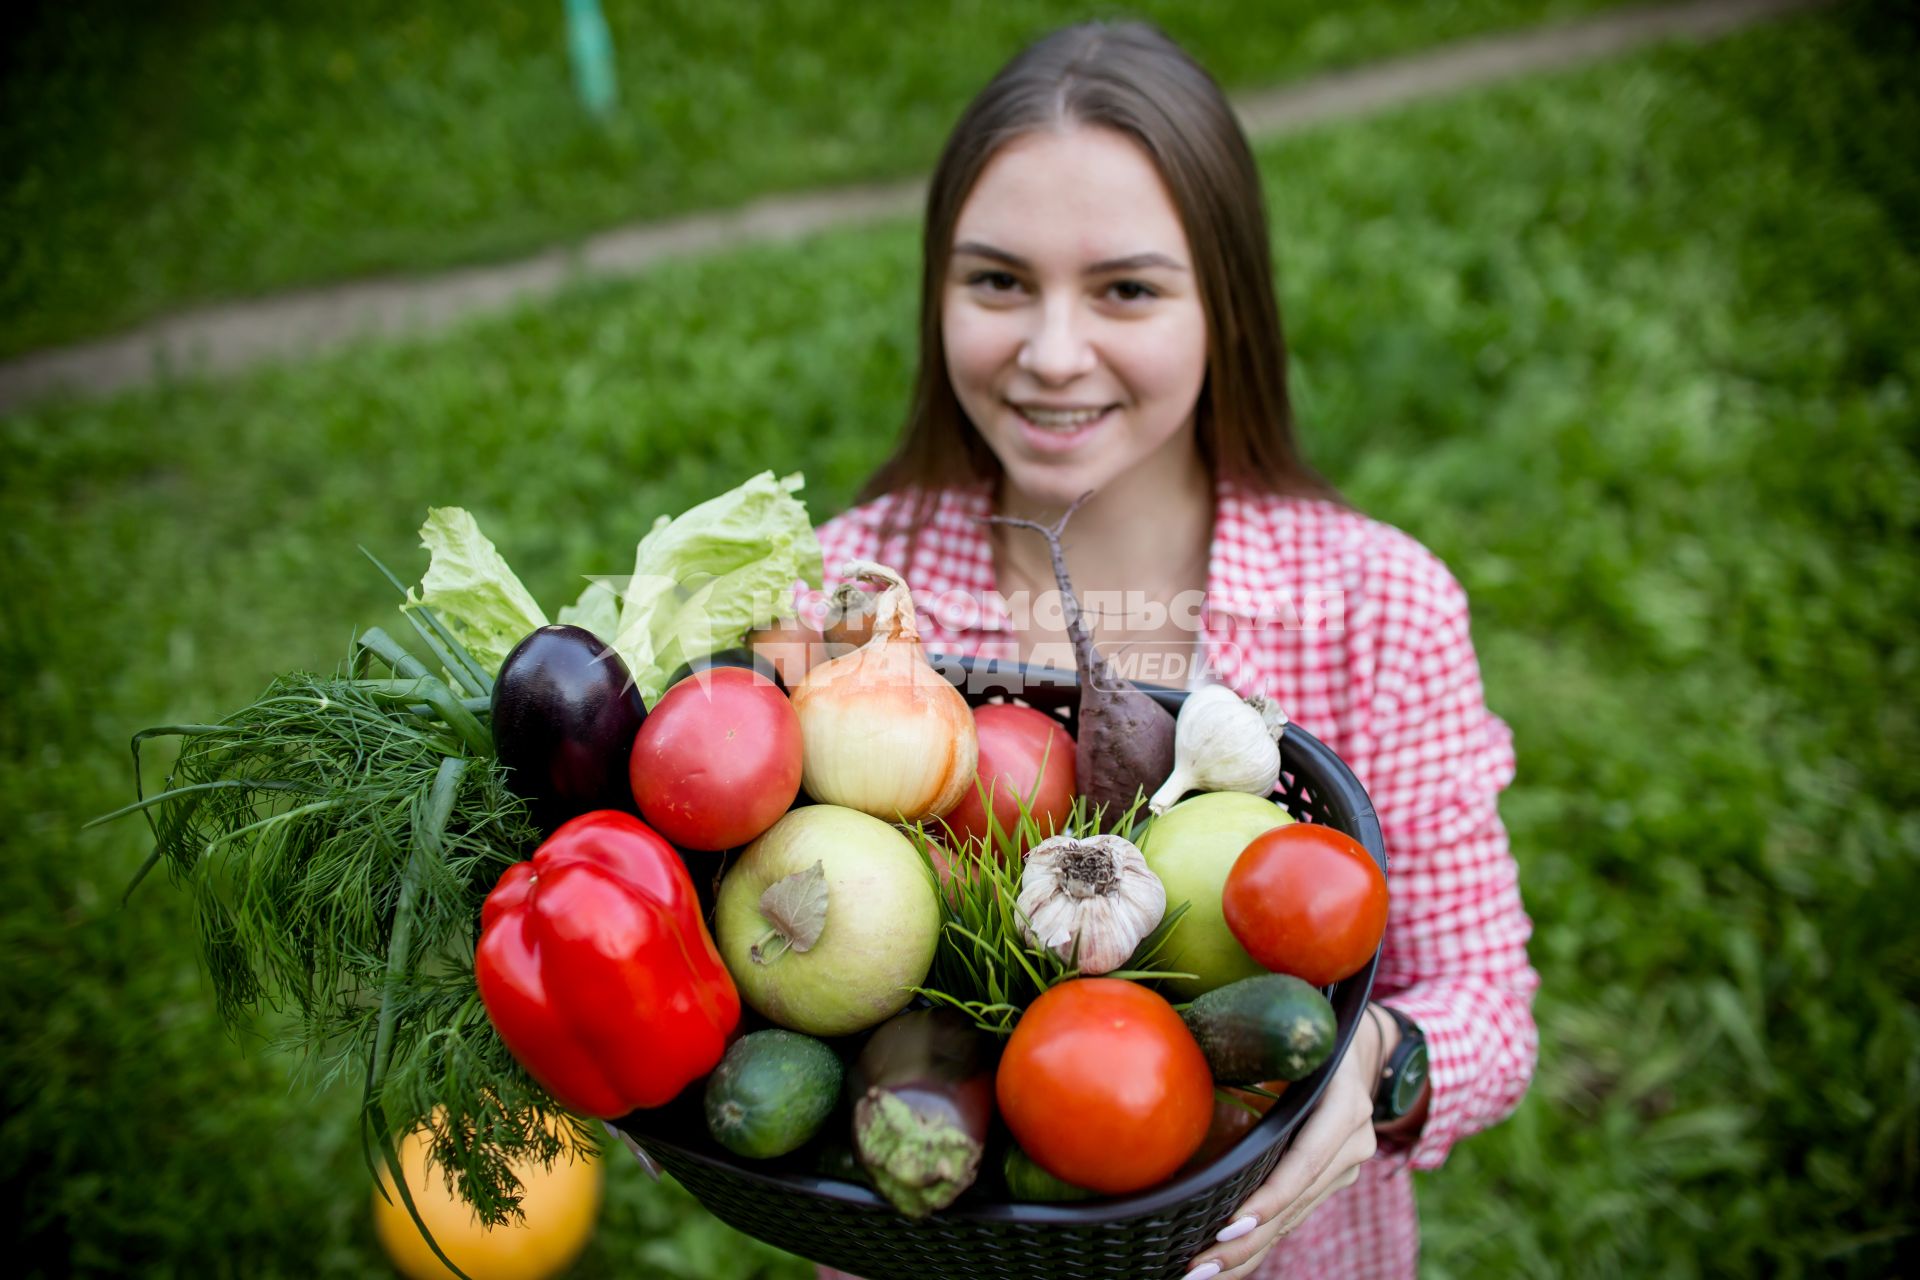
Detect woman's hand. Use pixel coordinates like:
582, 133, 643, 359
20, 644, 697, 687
1181, 1005, 1396, 1280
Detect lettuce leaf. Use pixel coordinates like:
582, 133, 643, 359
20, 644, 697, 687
555, 577, 621, 640
609, 471, 823, 702
404, 507, 549, 674
405, 472, 821, 701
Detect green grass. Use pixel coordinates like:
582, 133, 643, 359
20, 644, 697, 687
3, 2, 1917, 1275
0, 0, 1627, 357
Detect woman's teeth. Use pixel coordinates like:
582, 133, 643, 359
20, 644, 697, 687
1019, 406, 1106, 428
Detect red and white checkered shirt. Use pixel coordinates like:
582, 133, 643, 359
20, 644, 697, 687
804, 479, 1538, 1279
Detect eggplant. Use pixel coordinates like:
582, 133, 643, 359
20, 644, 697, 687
849, 1007, 998, 1218
491, 624, 648, 832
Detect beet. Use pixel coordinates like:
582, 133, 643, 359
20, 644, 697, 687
986, 493, 1176, 820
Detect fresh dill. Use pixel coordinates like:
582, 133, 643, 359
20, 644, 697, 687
93, 584, 579, 1275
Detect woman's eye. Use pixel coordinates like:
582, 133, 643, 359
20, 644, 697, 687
1109, 280, 1158, 302
967, 270, 1021, 292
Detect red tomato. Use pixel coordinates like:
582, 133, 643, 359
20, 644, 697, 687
995, 978, 1213, 1195
1222, 823, 1387, 986
629, 667, 802, 851
939, 703, 1076, 856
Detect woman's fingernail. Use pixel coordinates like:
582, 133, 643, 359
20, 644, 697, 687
1185, 1264, 1223, 1280
1216, 1215, 1259, 1242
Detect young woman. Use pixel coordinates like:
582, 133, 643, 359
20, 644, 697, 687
804, 22, 1537, 1280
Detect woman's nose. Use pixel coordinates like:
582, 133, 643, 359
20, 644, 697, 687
1016, 302, 1097, 384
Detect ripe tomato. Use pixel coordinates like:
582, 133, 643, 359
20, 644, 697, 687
995, 978, 1213, 1194
939, 703, 1076, 855
1222, 823, 1387, 986
629, 667, 802, 851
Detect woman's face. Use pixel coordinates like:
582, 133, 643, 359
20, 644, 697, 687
942, 124, 1209, 511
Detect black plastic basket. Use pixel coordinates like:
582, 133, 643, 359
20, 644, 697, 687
619, 656, 1385, 1280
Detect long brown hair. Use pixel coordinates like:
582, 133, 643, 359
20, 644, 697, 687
858, 20, 1338, 523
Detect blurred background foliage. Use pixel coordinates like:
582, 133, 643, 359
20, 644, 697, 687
0, 0, 1625, 357
2, 1, 1917, 1277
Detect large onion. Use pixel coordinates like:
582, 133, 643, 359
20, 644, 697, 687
790, 561, 978, 823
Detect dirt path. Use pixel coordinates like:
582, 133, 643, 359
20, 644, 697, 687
0, 0, 1826, 413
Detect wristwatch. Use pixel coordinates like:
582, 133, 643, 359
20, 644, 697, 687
1371, 1005, 1429, 1125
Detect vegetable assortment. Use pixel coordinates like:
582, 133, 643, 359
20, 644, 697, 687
104, 471, 1390, 1261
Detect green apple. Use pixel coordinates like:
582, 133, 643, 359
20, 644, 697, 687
1139, 792, 1294, 998
716, 804, 940, 1036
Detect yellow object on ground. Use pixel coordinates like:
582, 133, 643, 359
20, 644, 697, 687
372, 1117, 604, 1280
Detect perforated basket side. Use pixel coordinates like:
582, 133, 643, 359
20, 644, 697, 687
638, 1134, 1290, 1280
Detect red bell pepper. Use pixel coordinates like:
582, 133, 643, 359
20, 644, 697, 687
475, 810, 740, 1117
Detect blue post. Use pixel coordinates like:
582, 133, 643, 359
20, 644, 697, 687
565, 0, 619, 118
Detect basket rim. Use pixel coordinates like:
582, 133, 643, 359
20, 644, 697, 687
624, 656, 1385, 1225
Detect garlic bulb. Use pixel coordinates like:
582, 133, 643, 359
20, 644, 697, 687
1017, 833, 1167, 974
790, 560, 979, 823
1147, 684, 1289, 815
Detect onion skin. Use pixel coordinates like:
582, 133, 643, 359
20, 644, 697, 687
790, 562, 978, 824
823, 579, 879, 649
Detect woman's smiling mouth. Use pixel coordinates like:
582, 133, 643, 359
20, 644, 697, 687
1011, 402, 1116, 452
1015, 402, 1111, 427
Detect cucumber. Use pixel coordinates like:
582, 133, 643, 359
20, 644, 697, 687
1002, 1144, 1100, 1202
1182, 974, 1337, 1084
704, 1029, 844, 1159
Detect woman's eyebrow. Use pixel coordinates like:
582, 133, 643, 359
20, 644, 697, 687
952, 241, 1188, 274
1085, 251, 1188, 274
